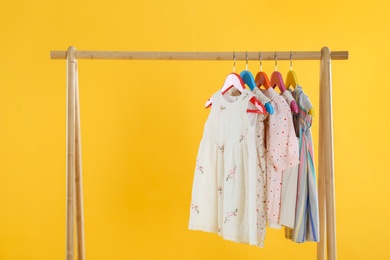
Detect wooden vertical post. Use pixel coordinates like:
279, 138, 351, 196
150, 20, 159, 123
66, 46, 76, 260
317, 168, 326, 260
318, 46, 337, 260
75, 62, 85, 260
317, 47, 327, 260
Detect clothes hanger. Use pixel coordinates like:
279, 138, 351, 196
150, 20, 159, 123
270, 52, 287, 93
240, 52, 274, 114
205, 73, 266, 114
255, 51, 272, 90
252, 51, 274, 114
285, 51, 299, 90
240, 52, 257, 90
205, 52, 266, 114
220, 72, 245, 94
285, 51, 315, 116
269, 52, 299, 114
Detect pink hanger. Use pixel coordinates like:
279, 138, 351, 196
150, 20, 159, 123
270, 71, 287, 93
221, 72, 245, 94
205, 72, 266, 114
269, 52, 299, 113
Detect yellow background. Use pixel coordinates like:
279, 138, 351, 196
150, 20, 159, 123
0, 0, 388, 259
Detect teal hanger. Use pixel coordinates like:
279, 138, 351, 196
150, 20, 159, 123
239, 52, 257, 90
240, 70, 257, 90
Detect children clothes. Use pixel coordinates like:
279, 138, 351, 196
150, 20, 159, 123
188, 88, 262, 246
262, 88, 299, 229
281, 90, 296, 107
279, 152, 299, 228
189, 82, 319, 247
279, 90, 300, 229
252, 87, 269, 247
288, 85, 320, 243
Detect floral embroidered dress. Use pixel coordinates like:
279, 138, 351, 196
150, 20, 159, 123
189, 88, 261, 246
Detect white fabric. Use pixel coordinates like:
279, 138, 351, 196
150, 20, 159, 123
282, 90, 295, 106
189, 88, 261, 246
254, 87, 271, 105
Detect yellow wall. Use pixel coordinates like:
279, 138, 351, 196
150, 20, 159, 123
0, 0, 389, 259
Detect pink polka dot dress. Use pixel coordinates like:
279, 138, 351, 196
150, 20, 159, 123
262, 88, 299, 229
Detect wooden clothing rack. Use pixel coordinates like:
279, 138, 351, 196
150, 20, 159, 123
50, 47, 348, 260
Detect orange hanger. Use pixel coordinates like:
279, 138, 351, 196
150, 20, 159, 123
255, 72, 271, 90
255, 52, 272, 90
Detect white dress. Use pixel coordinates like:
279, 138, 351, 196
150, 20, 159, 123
189, 88, 261, 246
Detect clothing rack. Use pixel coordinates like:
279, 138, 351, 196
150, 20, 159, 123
50, 47, 348, 260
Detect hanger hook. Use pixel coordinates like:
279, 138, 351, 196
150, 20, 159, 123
233, 51, 236, 72
290, 50, 293, 70
274, 51, 278, 71
246, 51, 248, 70
259, 51, 263, 71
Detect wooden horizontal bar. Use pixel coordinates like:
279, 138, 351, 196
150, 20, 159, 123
50, 50, 348, 60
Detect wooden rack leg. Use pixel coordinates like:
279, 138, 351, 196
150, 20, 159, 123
317, 170, 326, 260
66, 46, 77, 260
319, 47, 337, 260
75, 60, 85, 260
317, 48, 327, 260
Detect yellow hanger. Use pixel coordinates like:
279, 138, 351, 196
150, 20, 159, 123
285, 51, 315, 117
285, 70, 299, 89
285, 51, 299, 89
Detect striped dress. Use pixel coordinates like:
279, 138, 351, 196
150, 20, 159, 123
286, 86, 320, 243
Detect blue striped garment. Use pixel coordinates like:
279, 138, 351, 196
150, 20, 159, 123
288, 86, 320, 243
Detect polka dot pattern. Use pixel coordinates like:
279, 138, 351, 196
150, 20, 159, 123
261, 88, 300, 229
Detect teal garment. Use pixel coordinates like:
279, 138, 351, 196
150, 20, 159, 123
289, 86, 320, 243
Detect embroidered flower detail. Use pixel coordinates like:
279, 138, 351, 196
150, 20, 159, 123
196, 165, 204, 174
226, 165, 237, 181
220, 105, 226, 112
218, 145, 225, 153
218, 186, 223, 195
239, 134, 245, 142
224, 209, 238, 223
191, 204, 200, 213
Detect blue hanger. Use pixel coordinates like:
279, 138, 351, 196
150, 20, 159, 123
240, 70, 257, 90
240, 52, 274, 114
